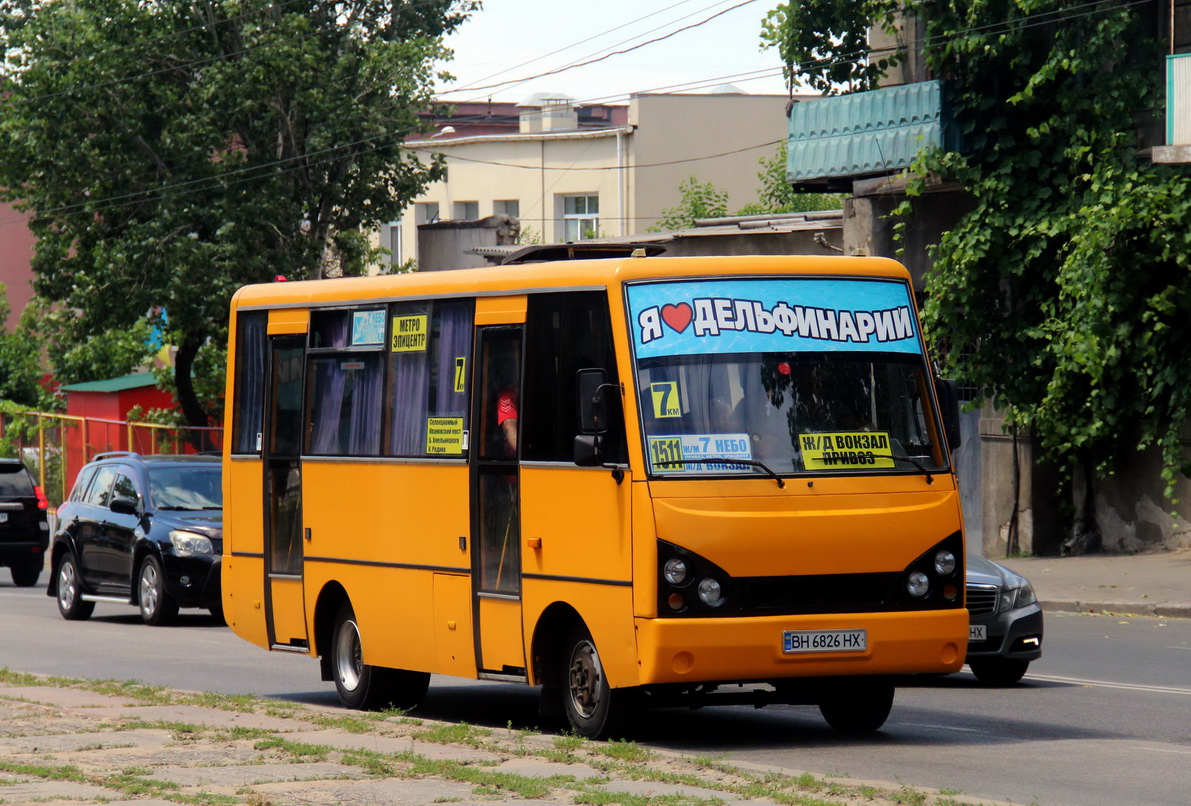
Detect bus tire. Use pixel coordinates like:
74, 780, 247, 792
818, 679, 894, 733
560, 624, 629, 739
331, 602, 429, 711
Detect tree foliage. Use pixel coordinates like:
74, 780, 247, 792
0, 287, 46, 408
650, 176, 729, 231
0, 0, 474, 435
652, 145, 843, 231
735, 141, 843, 215
769, 1, 1191, 498
761, 0, 901, 94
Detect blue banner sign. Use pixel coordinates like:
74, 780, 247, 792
627, 277, 921, 359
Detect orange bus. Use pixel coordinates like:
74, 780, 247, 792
221, 252, 968, 737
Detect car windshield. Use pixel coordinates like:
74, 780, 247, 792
626, 275, 948, 480
147, 466, 223, 510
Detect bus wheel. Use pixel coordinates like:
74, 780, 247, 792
818, 680, 894, 733
331, 603, 429, 711
560, 625, 627, 739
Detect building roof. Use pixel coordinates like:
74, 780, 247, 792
468, 211, 845, 261
60, 373, 160, 393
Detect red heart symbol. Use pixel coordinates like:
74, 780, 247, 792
661, 303, 692, 333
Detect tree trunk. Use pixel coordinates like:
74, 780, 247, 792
173, 334, 213, 452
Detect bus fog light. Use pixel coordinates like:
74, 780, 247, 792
907, 571, 930, 598
934, 549, 956, 576
697, 578, 724, 607
667, 593, 685, 611
663, 559, 688, 585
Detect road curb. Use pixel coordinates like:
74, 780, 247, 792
1039, 599, 1191, 619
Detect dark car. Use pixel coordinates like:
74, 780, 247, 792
0, 458, 51, 586
965, 555, 1044, 684
47, 452, 222, 625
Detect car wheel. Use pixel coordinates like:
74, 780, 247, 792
10, 556, 43, 587
818, 679, 895, 733
331, 602, 429, 711
969, 657, 1030, 686
560, 624, 630, 739
56, 554, 95, 621
138, 555, 179, 626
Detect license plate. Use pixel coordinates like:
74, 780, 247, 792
0, 513, 7, 523
783, 629, 867, 654
970, 624, 987, 641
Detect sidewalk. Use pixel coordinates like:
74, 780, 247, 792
999, 547, 1191, 619
0, 677, 1011, 806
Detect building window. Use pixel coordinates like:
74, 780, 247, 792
416, 202, 440, 225
381, 221, 402, 268
453, 201, 479, 220
563, 195, 599, 241
494, 199, 520, 218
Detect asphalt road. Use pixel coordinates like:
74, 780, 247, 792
1, 579, 1188, 806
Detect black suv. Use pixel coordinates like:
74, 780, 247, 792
47, 452, 222, 625
0, 458, 50, 586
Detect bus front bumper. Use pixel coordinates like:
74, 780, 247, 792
633, 609, 968, 686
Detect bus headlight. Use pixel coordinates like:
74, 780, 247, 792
697, 578, 724, 607
934, 549, 956, 576
170, 530, 213, 557
907, 571, 930, 598
663, 558, 688, 585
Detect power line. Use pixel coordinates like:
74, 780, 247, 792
443, 0, 708, 94
438, 0, 761, 98
0, 0, 1152, 229
428, 138, 783, 170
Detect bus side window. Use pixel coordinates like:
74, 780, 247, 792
387, 300, 473, 457
231, 311, 267, 454
522, 291, 624, 463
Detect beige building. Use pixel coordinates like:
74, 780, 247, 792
383, 91, 793, 270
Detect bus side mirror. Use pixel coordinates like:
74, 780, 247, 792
576, 368, 610, 434
936, 378, 962, 451
574, 434, 603, 467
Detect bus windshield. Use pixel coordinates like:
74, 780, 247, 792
626, 275, 947, 479
636, 352, 945, 477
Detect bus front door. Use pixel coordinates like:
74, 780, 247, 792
264, 334, 309, 649
471, 325, 526, 677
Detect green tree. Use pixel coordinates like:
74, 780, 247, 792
0, 287, 46, 407
769, 2, 1191, 501
0, 0, 474, 438
735, 142, 843, 215
650, 176, 730, 231
761, 0, 902, 94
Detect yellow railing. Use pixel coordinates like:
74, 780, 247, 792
0, 411, 223, 507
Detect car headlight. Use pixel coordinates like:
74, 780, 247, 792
1000, 578, 1037, 611
169, 530, 214, 557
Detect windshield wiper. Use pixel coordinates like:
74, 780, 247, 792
655, 457, 786, 488
890, 454, 935, 485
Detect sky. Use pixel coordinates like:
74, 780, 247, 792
431, 0, 789, 106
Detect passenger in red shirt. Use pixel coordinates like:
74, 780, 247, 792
497, 386, 518, 455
